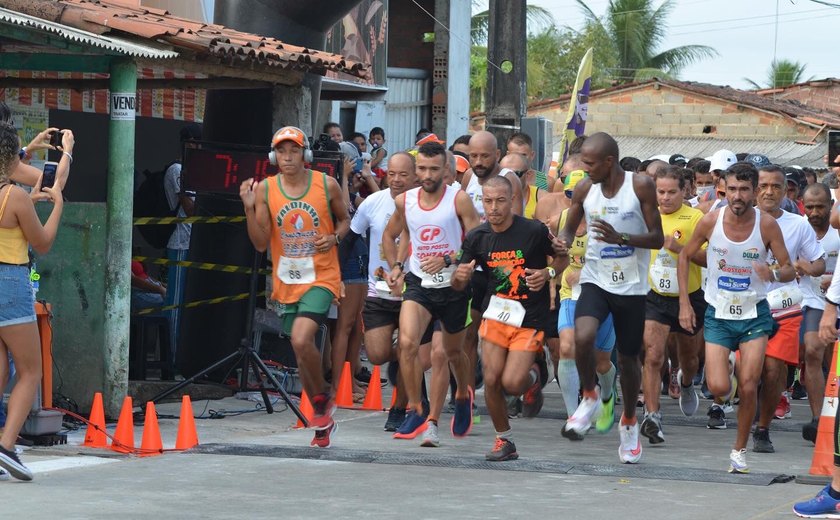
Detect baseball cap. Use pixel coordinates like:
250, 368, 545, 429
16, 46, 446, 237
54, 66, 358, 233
416, 133, 444, 146
669, 154, 687, 166
709, 149, 737, 172
744, 154, 771, 169
272, 126, 306, 148
338, 141, 360, 161
564, 169, 587, 191
454, 154, 470, 174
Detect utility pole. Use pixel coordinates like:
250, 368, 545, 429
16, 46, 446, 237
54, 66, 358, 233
484, 0, 527, 147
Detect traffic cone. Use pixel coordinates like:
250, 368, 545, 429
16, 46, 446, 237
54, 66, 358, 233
295, 390, 314, 428
336, 361, 355, 408
110, 396, 135, 453
139, 402, 163, 457
361, 365, 384, 411
83, 392, 107, 448
810, 341, 839, 476
175, 395, 199, 450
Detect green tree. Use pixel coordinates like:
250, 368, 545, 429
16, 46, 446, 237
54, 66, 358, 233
745, 59, 812, 89
470, 3, 554, 46
576, 0, 718, 82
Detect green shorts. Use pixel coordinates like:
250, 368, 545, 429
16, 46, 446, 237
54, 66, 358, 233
703, 299, 776, 351
277, 286, 334, 337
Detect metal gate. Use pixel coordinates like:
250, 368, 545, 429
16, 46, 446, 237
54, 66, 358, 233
384, 67, 431, 153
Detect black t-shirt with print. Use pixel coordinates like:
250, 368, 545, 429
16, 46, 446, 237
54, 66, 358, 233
458, 215, 554, 329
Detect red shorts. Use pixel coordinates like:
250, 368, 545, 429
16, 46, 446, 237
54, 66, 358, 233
479, 319, 544, 353
765, 313, 802, 366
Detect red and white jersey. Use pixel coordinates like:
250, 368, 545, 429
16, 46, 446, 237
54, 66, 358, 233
405, 185, 463, 289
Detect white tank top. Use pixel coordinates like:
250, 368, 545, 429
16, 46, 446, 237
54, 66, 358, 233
579, 171, 650, 296
464, 168, 515, 222
405, 185, 463, 288
802, 228, 840, 311
705, 207, 768, 319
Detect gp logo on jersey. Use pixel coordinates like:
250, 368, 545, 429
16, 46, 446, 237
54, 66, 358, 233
418, 225, 445, 244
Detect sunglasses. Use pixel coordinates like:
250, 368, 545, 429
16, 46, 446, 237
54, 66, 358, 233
513, 170, 527, 178
717, 191, 726, 197
564, 190, 574, 199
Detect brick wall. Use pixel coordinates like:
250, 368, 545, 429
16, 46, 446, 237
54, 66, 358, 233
770, 83, 840, 113
529, 84, 812, 140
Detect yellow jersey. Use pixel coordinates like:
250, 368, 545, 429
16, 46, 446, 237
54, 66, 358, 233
558, 209, 588, 301
649, 204, 704, 296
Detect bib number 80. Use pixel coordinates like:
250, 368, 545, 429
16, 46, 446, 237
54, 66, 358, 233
781, 297, 793, 309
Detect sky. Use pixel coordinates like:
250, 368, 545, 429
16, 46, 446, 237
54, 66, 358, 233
490, 0, 838, 90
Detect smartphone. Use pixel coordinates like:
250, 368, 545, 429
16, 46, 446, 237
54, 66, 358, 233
829, 130, 840, 167
49, 130, 64, 148
354, 157, 364, 171
41, 161, 58, 190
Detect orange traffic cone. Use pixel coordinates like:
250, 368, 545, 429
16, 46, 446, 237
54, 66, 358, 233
139, 402, 163, 457
295, 390, 314, 428
175, 395, 199, 450
83, 392, 107, 448
810, 341, 839, 476
111, 396, 135, 453
361, 365, 384, 411
336, 361, 355, 409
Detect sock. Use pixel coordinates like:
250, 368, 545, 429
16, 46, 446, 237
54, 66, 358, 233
428, 418, 438, 426
557, 359, 580, 417
620, 415, 637, 426
496, 429, 513, 440
597, 363, 617, 402
829, 486, 840, 500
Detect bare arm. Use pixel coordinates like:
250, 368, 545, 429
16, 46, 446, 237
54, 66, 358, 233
13, 185, 63, 255
455, 191, 480, 233
326, 175, 350, 241
677, 211, 714, 331
760, 214, 796, 283
132, 273, 166, 295
631, 175, 664, 249
555, 179, 589, 250
382, 193, 407, 272
240, 179, 271, 252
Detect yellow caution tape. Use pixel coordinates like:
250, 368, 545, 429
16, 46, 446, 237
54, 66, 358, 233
133, 256, 271, 276
132, 291, 267, 316
133, 216, 247, 225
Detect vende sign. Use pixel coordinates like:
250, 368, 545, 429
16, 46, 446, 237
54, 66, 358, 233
110, 92, 136, 121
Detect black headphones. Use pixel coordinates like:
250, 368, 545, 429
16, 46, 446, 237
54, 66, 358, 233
269, 126, 313, 164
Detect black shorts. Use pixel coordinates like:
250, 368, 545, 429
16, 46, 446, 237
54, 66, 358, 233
645, 289, 707, 336
575, 283, 646, 357
470, 270, 489, 313
362, 296, 434, 344
403, 272, 472, 334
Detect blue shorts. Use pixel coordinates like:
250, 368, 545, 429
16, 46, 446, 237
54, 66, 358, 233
340, 237, 368, 284
704, 299, 776, 351
0, 264, 36, 327
558, 298, 616, 352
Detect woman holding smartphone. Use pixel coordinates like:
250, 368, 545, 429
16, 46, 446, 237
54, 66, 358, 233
0, 122, 63, 481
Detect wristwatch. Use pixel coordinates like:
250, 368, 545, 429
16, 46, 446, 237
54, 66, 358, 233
547, 266, 556, 279
443, 254, 452, 268
771, 268, 780, 282
619, 233, 630, 246
393, 261, 404, 271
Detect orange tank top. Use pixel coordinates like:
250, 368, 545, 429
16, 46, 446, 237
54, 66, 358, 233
266, 170, 340, 303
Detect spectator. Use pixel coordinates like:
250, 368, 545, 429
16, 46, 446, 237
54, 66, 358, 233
324, 122, 343, 143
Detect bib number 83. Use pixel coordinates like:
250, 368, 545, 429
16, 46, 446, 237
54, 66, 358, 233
658, 278, 671, 290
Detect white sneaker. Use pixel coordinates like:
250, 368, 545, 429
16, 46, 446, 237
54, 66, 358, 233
0, 469, 8, 482
562, 396, 602, 439
619, 421, 643, 463
729, 448, 749, 474
420, 421, 440, 448
677, 369, 699, 416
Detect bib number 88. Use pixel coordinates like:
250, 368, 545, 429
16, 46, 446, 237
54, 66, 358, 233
288, 269, 302, 280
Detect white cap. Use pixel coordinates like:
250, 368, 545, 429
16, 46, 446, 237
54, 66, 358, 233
709, 149, 737, 172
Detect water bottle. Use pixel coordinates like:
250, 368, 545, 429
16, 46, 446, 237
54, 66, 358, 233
30, 264, 40, 299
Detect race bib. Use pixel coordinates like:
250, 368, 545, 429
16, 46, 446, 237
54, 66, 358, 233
598, 255, 639, 288
483, 295, 526, 327
715, 289, 758, 320
375, 280, 401, 300
767, 285, 803, 312
420, 266, 455, 289
650, 264, 679, 295
278, 256, 315, 285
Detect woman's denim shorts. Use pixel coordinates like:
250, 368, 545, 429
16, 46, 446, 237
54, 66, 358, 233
0, 264, 35, 327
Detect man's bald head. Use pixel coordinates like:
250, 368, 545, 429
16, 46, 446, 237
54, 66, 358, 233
582, 132, 619, 160
469, 130, 502, 179
470, 130, 499, 150
500, 153, 528, 174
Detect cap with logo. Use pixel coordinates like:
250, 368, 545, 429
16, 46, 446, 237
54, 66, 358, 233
709, 149, 737, 172
744, 154, 771, 169
669, 153, 687, 166
564, 169, 588, 191
416, 133, 444, 146
272, 126, 306, 148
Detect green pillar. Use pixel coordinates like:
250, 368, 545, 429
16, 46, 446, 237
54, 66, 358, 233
103, 58, 136, 416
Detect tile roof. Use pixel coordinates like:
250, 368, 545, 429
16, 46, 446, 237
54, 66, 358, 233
0, 0, 367, 79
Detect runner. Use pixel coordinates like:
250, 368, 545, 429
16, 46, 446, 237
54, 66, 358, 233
505, 132, 556, 192
678, 161, 796, 473
500, 153, 546, 219
640, 166, 706, 445
451, 175, 559, 460
382, 141, 479, 440
553, 132, 664, 464
240, 126, 350, 448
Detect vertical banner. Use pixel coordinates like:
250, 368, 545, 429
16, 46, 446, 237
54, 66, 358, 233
558, 47, 593, 165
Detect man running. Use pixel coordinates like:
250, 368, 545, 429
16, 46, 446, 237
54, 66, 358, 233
640, 166, 706, 445
452, 175, 559, 460
553, 132, 664, 464
382, 141, 479, 440
240, 126, 349, 448
678, 162, 795, 473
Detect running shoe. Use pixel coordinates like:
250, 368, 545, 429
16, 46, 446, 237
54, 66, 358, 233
803, 417, 819, 444
0, 469, 9, 482
421, 421, 440, 447
309, 393, 336, 430
486, 437, 518, 462
707, 404, 727, 429
669, 368, 680, 399
393, 409, 428, 439
791, 380, 808, 401
618, 421, 643, 464
678, 369, 699, 416
640, 410, 665, 444
728, 448, 749, 474
721, 401, 735, 414
451, 387, 474, 438
752, 427, 775, 453
522, 364, 545, 418
775, 393, 792, 419
355, 366, 387, 387
595, 388, 616, 433
562, 395, 602, 439
506, 394, 522, 418
384, 407, 406, 432
793, 484, 840, 518
310, 420, 338, 448
0, 444, 32, 481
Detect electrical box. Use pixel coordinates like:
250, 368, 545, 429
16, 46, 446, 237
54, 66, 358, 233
520, 116, 555, 173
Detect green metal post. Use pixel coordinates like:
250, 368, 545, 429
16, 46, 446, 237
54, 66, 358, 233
103, 58, 136, 416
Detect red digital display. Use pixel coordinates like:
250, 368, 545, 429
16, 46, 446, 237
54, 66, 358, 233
182, 143, 280, 194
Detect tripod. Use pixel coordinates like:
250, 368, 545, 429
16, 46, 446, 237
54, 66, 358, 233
150, 249, 308, 426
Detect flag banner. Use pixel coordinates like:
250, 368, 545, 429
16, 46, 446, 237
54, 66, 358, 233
559, 47, 593, 164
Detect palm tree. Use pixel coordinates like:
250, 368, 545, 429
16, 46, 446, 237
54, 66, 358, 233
745, 59, 812, 89
576, 0, 718, 83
